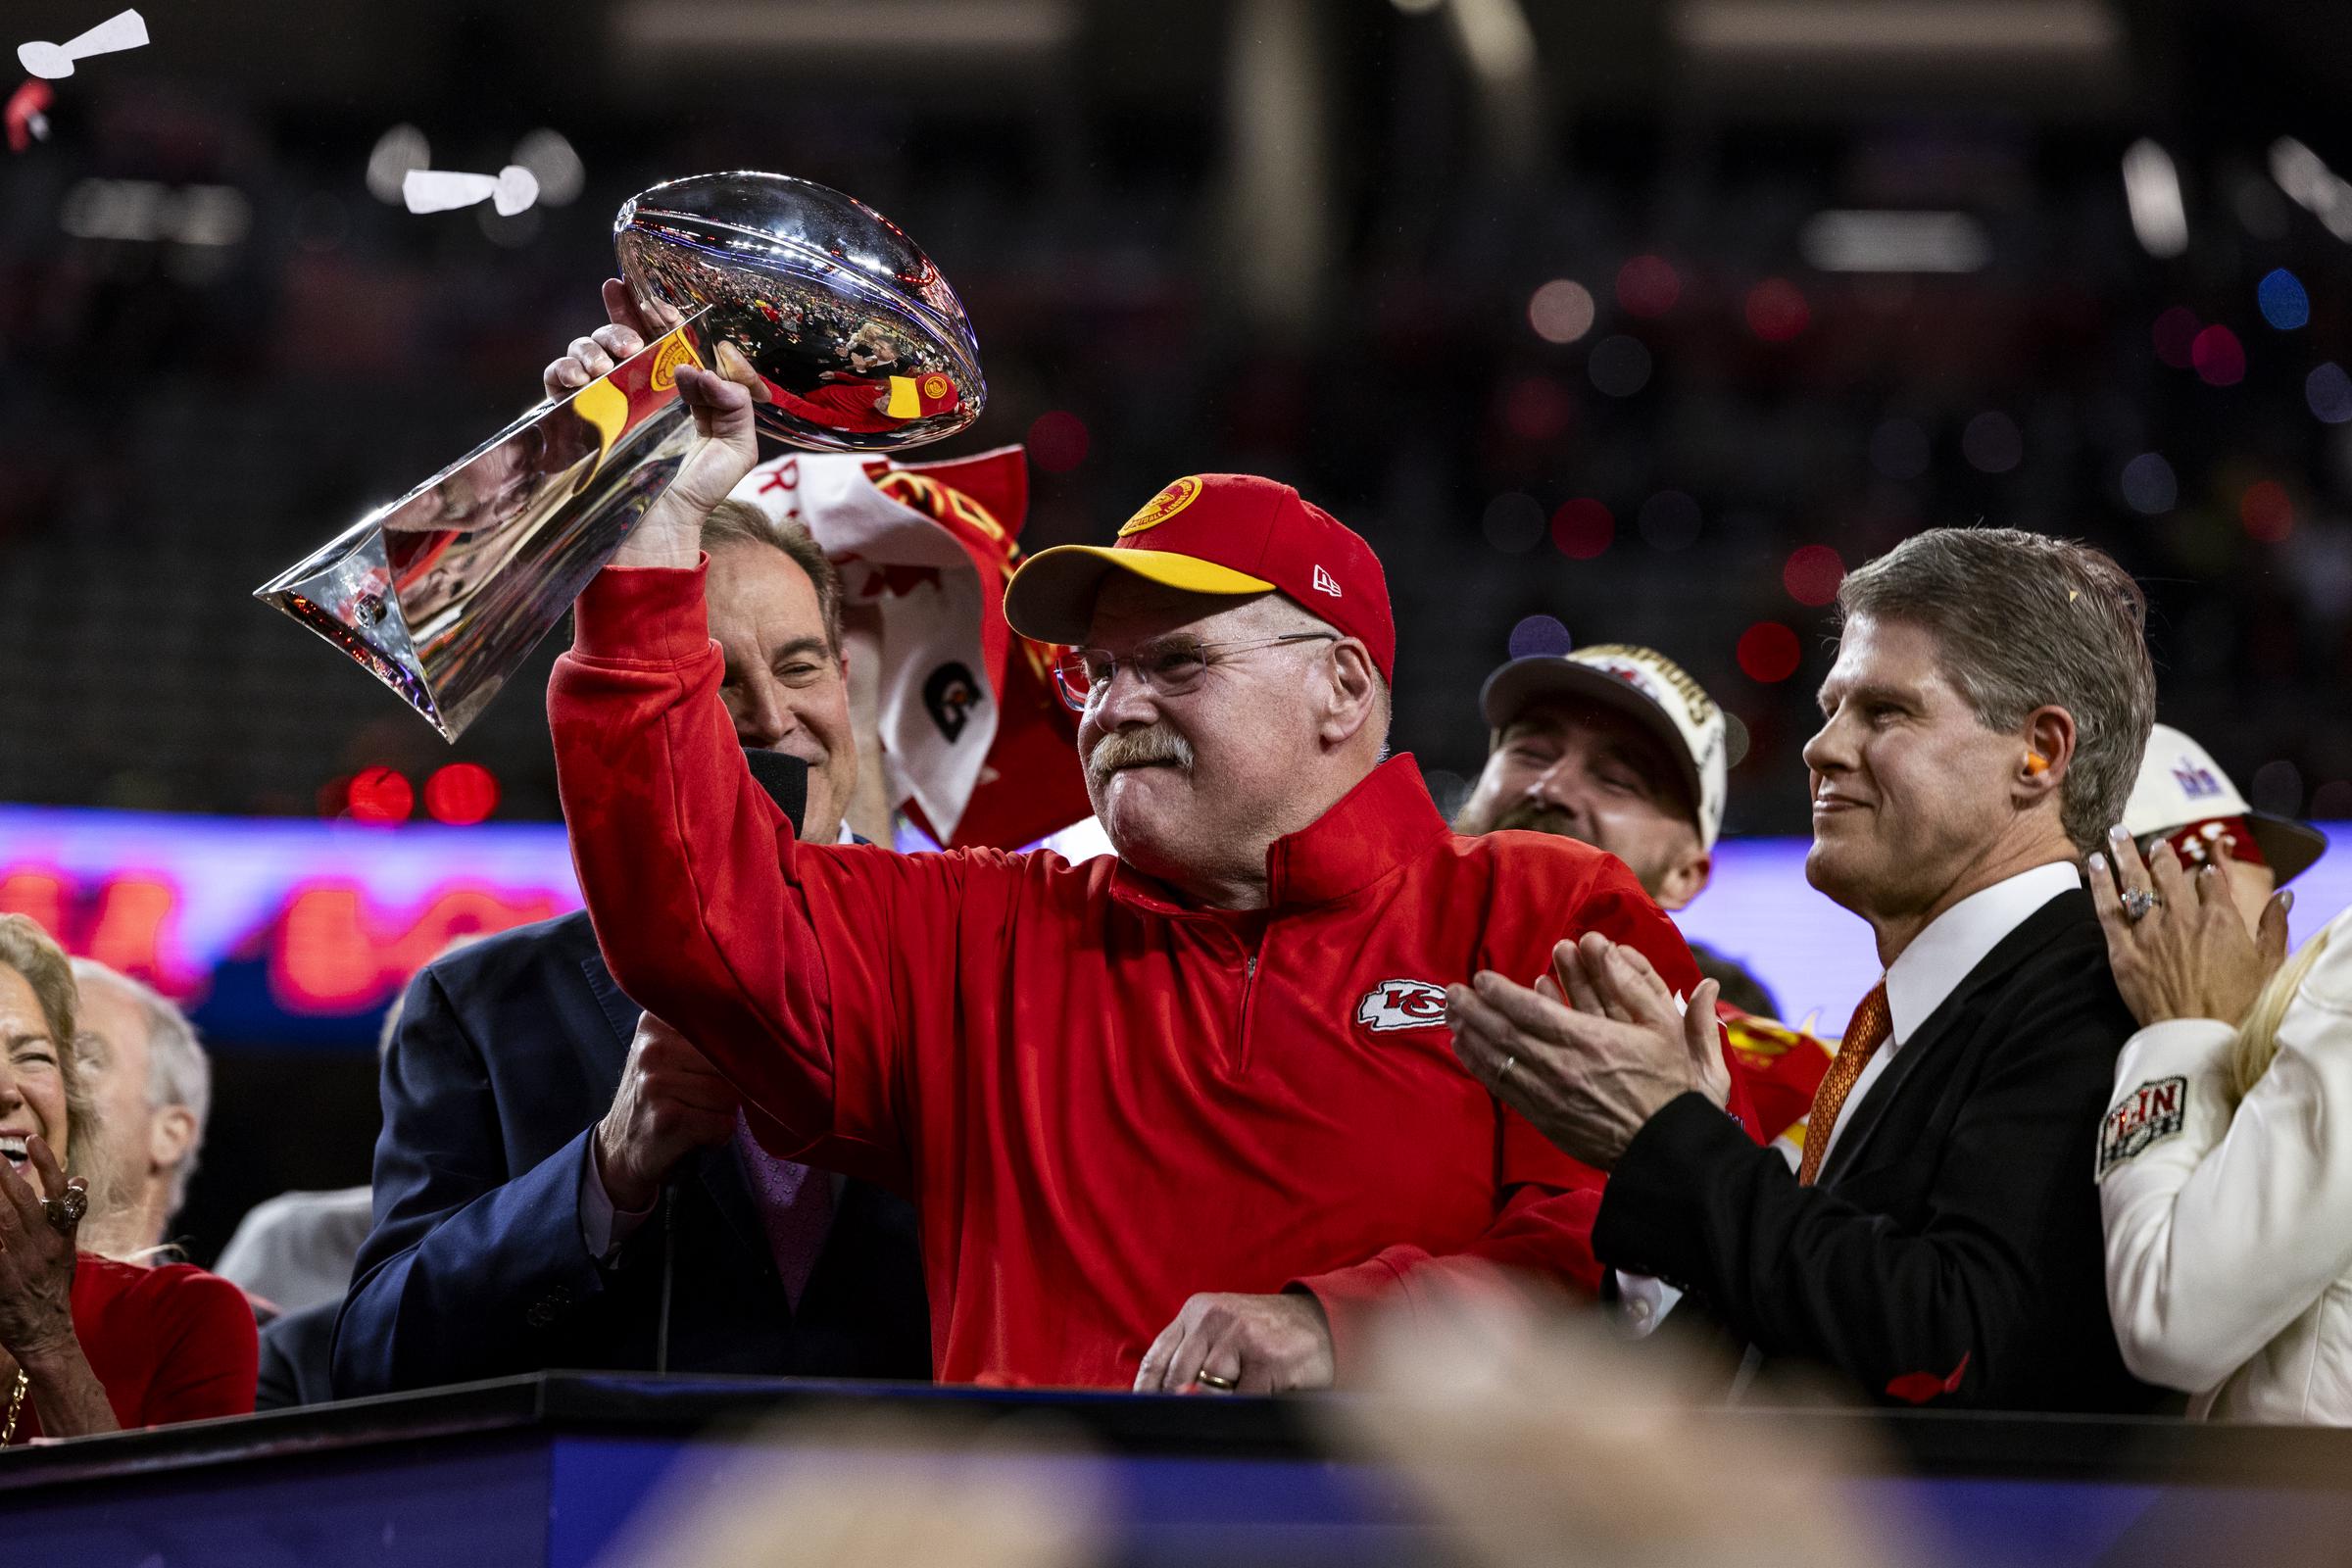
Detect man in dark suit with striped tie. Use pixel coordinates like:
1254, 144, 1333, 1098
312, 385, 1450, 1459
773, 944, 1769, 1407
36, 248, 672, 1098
1447, 527, 2167, 1412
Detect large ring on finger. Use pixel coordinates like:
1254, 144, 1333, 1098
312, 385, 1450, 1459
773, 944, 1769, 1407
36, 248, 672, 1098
2122, 888, 2161, 924
1194, 1370, 1237, 1392
42, 1187, 85, 1234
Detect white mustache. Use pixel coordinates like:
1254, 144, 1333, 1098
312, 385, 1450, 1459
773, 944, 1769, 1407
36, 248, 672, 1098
1088, 726, 1195, 786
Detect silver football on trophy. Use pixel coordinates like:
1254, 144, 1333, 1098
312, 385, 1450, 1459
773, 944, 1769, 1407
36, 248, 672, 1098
257, 172, 986, 740
616, 172, 984, 452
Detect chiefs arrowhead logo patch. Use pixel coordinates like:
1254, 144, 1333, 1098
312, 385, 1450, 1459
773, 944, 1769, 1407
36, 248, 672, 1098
1357, 978, 1448, 1033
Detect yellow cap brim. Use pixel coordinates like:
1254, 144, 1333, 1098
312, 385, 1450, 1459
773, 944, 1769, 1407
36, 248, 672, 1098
1003, 545, 1276, 646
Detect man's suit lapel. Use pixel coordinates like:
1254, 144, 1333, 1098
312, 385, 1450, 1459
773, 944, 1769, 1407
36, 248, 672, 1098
570, 935, 780, 1295
1818, 891, 2089, 1189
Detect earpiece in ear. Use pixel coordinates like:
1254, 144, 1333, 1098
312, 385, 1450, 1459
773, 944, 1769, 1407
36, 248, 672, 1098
2025, 752, 2050, 776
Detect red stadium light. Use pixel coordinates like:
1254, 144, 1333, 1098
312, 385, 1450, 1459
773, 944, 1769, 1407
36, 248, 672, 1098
424, 762, 500, 825
2240, 480, 2294, 542
1025, 411, 1090, 473
1738, 621, 1802, 683
346, 766, 415, 825
1744, 279, 1810, 343
1616, 255, 1681, 318
1782, 545, 1846, 607
1549, 498, 1615, 560
2191, 325, 2245, 387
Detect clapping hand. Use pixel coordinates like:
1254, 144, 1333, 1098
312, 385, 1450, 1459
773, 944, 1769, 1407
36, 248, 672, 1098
1447, 933, 1724, 1171
0, 1136, 82, 1363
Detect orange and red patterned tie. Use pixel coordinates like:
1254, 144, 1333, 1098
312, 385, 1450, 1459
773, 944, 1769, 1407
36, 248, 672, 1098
1796, 981, 1891, 1188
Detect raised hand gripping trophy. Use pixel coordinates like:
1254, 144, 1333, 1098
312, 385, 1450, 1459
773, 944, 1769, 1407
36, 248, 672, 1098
257, 172, 985, 740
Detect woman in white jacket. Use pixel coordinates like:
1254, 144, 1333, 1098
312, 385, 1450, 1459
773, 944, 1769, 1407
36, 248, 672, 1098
2087, 827, 2352, 1421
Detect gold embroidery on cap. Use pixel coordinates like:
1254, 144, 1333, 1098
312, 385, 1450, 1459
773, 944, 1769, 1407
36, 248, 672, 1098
1118, 475, 1204, 537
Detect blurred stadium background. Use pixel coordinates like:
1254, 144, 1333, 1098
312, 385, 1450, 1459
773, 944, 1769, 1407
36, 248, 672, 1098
1, 0, 2347, 1256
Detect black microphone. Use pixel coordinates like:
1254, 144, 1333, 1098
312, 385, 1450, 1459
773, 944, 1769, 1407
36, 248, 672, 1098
741, 748, 810, 836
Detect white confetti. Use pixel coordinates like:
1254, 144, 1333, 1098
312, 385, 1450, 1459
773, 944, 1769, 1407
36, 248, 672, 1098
403, 164, 540, 217
18, 8, 147, 80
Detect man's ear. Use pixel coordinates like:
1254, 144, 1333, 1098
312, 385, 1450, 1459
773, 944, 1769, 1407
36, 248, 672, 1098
1652, 844, 1713, 912
2017, 705, 2077, 808
148, 1104, 198, 1176
1320, 640, 1381, 748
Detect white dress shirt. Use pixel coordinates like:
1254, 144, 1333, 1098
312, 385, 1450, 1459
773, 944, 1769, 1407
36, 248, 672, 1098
1812, 859, 2082, 1170
1615, 858, 2081, 1337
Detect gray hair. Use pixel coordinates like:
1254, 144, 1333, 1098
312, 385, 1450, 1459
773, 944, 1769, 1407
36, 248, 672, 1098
72, 960, 210, 1219
700, 501, 844, 655
1836, 526, 2155, 853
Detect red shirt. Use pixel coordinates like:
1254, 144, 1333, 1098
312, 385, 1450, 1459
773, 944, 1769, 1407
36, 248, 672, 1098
550, 563, 1714, 1388
8, 1255, 258, 1443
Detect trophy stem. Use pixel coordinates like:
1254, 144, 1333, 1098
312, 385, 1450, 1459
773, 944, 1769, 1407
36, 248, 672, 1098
254, 316, 713, 741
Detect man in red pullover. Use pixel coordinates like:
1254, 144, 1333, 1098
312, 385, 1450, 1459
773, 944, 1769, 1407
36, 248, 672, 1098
544, 308, 1734, 1392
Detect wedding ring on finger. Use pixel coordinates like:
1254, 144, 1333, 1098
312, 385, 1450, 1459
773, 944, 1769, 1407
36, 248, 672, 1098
2122, 888, 2161, 924
1194, 1370, 1237, 1392
42, 1186, 86, 1234
1498, 1053, 1518, 1079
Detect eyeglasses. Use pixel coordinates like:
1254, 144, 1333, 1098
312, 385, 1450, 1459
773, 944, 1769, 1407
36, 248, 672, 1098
1052, 632, 1338, 713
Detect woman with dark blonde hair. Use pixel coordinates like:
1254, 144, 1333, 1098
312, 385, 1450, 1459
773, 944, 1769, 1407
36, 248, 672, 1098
0, 913, 255, 1444
2089, 832, 2352, 1421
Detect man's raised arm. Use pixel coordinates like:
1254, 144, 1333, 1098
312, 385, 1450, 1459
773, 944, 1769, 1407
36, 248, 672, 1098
547, 293, 945, 1180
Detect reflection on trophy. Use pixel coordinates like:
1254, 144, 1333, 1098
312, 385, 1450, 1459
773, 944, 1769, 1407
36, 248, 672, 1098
255, 172, 986, 741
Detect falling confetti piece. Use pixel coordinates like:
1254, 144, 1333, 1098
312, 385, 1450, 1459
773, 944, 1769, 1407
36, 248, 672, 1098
5, 78, 51, 152
17, 9, 146, 80
403, 164, 539, 217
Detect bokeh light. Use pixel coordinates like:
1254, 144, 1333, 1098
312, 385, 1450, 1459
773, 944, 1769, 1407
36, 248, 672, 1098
1503, 374, 1578, 439
1026, 411, 1090, 472
1549, 498, 1615, 560
2120, 453, 2178, 514
1736, 621, 1802, 683
1587, 336, 1653, 397
1637, 490, 1702, 552
2251, 759, 2304, 815
347, 766, 414, 825
2257, 268, 2311, 330
1616, 255, 1681, 318
1961, 412, 2024, 473
1723, 712, 1752, 769
2240, 479, 2294, 542
423, 762, 499, 825
1743, 279, 1810, 343
2191, 324, 2245, 386
2307, 362, 2352, 423
1869, 417, 1931, 481
1481, 492, 1547, 554
1782, 545, 1846, 607
2151, 307, 2201, 368
1507, 614, 1574, 659
1528, 279, 1596, 344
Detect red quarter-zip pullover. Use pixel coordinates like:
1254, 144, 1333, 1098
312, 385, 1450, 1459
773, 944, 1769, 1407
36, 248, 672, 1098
550, 563, 1712, 1387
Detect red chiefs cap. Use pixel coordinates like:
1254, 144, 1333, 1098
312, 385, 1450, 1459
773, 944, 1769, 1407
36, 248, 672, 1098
1004, 474, 1396, 681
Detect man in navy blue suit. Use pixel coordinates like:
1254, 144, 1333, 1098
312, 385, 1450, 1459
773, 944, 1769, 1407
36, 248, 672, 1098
331, 498, 929, 1396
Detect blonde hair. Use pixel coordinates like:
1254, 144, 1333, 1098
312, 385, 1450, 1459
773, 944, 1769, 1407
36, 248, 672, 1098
2229, 925, 2336, 1102
0, 913, 94, 1172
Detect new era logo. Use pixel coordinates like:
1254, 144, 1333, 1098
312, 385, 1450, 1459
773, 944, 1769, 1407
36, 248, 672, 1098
1312, 564, 1342, 598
